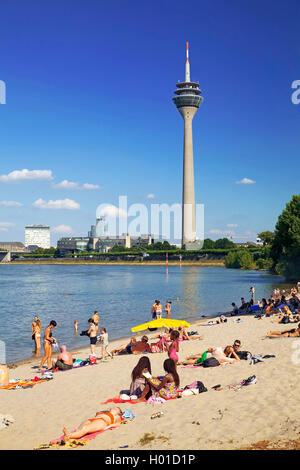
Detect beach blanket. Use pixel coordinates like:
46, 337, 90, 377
0, 376, 51, 390
34, 416, 127, 450
101, 389, 184, 405
181, 361, 236, 369
36, 359, 98, 374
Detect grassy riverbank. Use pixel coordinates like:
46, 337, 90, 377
10, 259, 225, 266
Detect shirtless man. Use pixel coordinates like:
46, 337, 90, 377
131, 336, 151, 354
88, 319, 97, 356
111, 338, 136, 355
52, 345, 73, 370
40, 320, 57, 370
62, 407, 122, 443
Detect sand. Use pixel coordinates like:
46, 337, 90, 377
0, 315, 300, 450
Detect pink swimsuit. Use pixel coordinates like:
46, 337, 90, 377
169, 341, 179, 361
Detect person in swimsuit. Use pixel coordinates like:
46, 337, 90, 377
131, 336, 151, 354
40, 320, 57, 370
145, 358, 179, 400
165, 301, 172, 316
52, 345, 74, 370
92, 311, 100, 332
99, 327, 113, 360
264, 323, 300, 338
62, 407, 122, 443
32, 316, 41, 355
88, 318, 97, 356
111, 337, 136, 355
129, 356, 152, 402
178, 346, 237, 365
167, 330, 179, 365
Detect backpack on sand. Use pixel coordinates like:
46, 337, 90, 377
202, 357, 220, 368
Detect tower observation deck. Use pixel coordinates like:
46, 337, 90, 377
172, 42, 203, 249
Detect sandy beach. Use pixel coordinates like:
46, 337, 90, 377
1, 314, 300, 450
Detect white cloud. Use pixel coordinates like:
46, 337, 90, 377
227, 223, 238, 228
53, 180, 100, 190
98, 204, 127, 218
236, 177, 256, 185
0, 222, 15, 231
52, 225, 73, 234
208, 229, 234, 236
147, 193, 155, 199
0, 169, 53, 183
32, 198, 80, 210
0, 201, 23, 207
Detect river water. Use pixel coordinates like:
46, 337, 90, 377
0, 265, 286, 363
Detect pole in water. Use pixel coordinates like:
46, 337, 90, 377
166, 251, 169, 272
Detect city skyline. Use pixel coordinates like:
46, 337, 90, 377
0, 0, 299, 245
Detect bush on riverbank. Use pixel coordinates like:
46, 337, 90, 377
225, 249, 256, 270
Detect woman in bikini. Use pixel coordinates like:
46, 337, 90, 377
62, 407, 122, 443
32, 316, 41, 355
40, 320, 57, 370
264, 323, 300, 338
145, 358, 179, 400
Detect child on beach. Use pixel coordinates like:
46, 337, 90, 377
99, 327, 113, 360
167, 330, 180, 365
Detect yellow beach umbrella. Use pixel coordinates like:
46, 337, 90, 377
131, 318, 190, 333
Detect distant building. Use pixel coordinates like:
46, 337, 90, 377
235, 241, 259, 248
0, 242, 25, 252
57, 237, 90, 254
25, 225, 50, 249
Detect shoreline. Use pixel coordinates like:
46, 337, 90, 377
7, 260, 225, 266
6, 317, 210, 368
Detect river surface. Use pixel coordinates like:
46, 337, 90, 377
0, 265, 287, 363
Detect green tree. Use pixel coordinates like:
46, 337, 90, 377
270, 194, 300, 280
214, 238, 236, 249
225, 249, 254, 270
257, 231, 275, 246
202, 238, 215, 249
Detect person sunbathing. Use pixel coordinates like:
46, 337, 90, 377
62, 407, 122, 443
111, 338, 136, 355
178, 347, 237, 365
264, 323, 300, 338
178, 328, 203, 341
131, 336, 151, 354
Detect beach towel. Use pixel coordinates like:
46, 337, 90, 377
34, 416, 128, 450
0, 376, 51, 390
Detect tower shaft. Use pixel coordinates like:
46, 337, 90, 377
173, 42, 203, 249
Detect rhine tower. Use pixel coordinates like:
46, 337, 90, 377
173, 42, 203, 249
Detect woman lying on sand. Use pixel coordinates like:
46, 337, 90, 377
178, 347, 237, 365
264, 323, 300, 338
62, 407, 122, 443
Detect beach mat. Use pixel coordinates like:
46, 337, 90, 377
0, 377, 51, 390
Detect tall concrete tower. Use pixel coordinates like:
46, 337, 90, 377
173, 42, 203, 249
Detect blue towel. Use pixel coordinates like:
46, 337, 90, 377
122, 409, 135, 420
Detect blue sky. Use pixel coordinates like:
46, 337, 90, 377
0, 0, 299, 245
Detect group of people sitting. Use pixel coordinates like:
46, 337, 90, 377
122, 356, 180, 402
